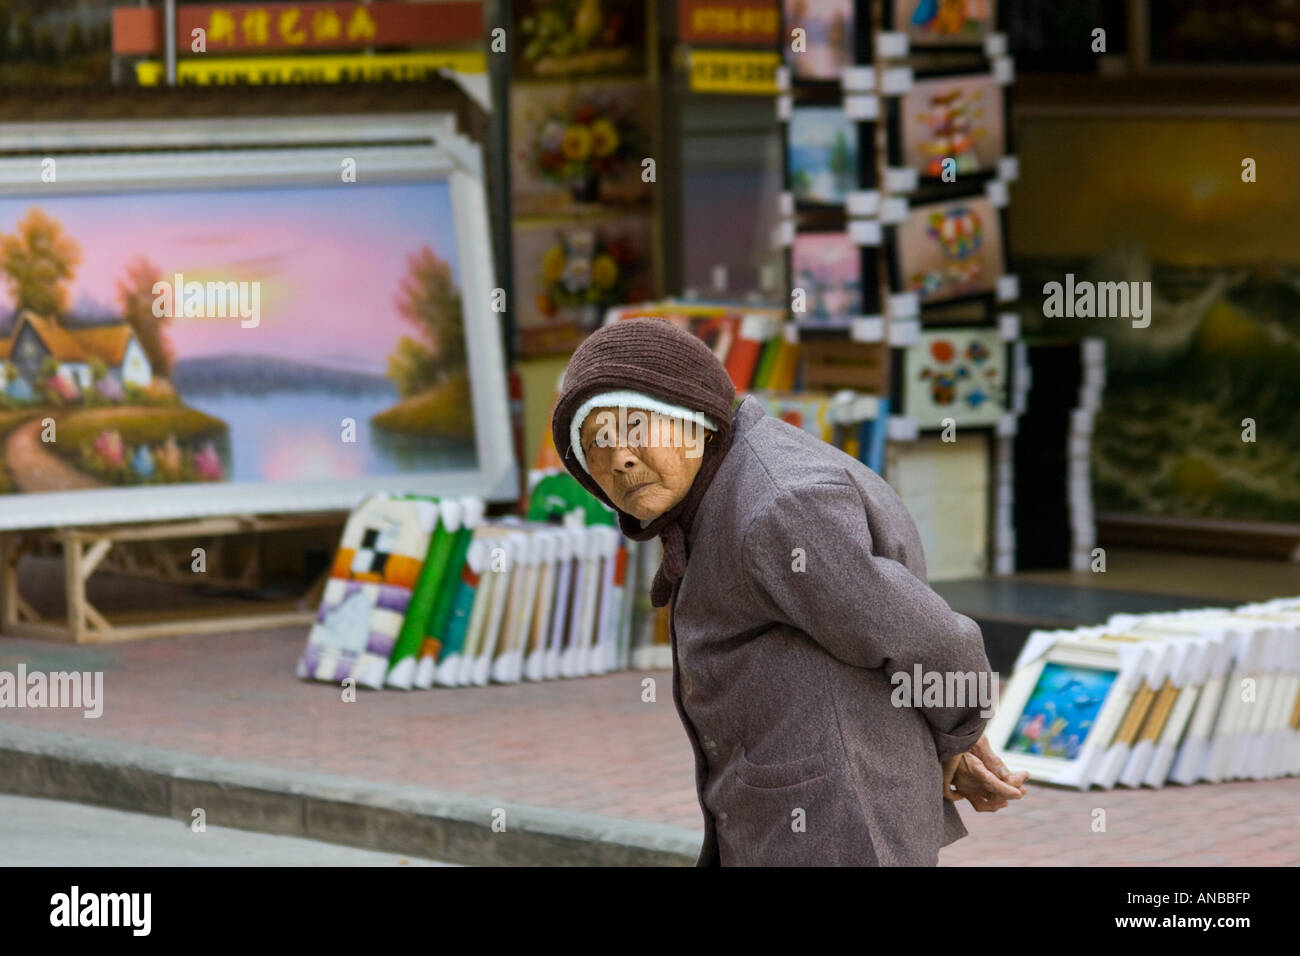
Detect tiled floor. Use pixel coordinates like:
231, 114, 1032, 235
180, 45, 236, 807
2, 627, 1297, 865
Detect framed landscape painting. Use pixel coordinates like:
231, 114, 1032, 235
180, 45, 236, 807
0, 115, 516, 530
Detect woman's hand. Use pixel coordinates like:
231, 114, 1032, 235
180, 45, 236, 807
943, 735, 1029, 811
969, 734, 1028, 794
947, 753, 1029, 811
948, 756, 1028, 812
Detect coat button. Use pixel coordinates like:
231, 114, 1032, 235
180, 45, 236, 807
703, 737, 718, 752
718, 812, 728, 824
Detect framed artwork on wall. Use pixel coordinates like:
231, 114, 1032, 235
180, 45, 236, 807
0, 115, 516, 530
890, 71, 1007, 183
509, 80, 654, 217
789, 231, 864, 327
896, 326, 1007, 428
891, 193, 1006, 307
887, 0, 998, 49
782, 0, 863, 82
512, 214, 656, 357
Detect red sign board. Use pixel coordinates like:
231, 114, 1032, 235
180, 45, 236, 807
678, 0, 779, 46
114, 2, 483, 56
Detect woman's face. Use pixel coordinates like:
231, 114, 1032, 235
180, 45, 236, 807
578, 406, 707, 521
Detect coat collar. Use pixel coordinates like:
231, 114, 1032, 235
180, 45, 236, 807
685, 395, 764, 552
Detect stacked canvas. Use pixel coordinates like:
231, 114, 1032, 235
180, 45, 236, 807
745, 388, 889, 475
986, 596, 1300, 789
297, 495, 651, 689
1011, 338, 1105, 571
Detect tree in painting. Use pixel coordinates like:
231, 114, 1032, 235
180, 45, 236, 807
1, 206, 82, 318
115, 254, 175, 378
374, 246, 473, 439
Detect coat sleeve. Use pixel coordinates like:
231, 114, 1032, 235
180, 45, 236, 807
740, 480, 992, 761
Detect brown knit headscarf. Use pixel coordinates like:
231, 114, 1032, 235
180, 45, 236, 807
551, 318, 737, 607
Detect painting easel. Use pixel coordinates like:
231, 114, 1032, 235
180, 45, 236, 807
0, 512, 343, 644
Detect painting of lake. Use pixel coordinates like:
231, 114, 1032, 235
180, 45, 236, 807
0, 179, 476, 496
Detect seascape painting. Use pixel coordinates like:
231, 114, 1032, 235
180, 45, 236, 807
1004, 662, 1118, 760
1010, 117, 1300, 524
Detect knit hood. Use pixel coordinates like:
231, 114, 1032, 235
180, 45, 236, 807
551, 317, 738, 605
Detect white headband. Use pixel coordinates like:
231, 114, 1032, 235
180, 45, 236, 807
569, 389, 718, 474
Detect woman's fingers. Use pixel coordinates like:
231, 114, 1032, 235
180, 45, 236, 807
970, 734, 1030, 794
956, 753, 1026, 802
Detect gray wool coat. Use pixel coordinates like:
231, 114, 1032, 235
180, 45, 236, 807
668, 395, 994, 866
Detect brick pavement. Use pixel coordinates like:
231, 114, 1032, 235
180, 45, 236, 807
1, 627, 1298, 865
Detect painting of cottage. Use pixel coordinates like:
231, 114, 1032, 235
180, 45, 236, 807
1, 310, 152, 396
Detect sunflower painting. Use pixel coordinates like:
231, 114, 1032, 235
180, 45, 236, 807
510, 80, 653, 216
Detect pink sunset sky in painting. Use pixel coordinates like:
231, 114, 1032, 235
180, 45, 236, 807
0, 181, 461, 377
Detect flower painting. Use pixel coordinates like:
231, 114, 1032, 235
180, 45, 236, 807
0, 182, 476, 498
513, 0, 647, 79
513, 216, 654, 356
511, 81, 652, 216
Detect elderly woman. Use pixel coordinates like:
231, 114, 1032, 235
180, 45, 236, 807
552, 318, 1028, 867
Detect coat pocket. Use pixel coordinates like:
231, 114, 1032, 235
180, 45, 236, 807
735, 746, 828, 790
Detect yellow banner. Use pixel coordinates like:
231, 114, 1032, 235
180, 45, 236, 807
688, 49, 779, 94
136, 50, 486, 86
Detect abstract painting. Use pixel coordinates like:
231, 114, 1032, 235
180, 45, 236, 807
901, 327, 1006, 428
892, 0, 997, 47
898, 73, 1005, 180
895, 195, 1005, 305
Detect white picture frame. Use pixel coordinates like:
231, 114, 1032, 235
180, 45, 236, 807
0, 115, 516, 530
986, 634, 1143, 788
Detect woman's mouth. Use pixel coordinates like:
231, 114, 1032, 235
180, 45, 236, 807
624, 481, 653, 498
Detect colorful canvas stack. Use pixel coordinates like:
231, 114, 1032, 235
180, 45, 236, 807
1010, 338, 1105, 571
986, 596, 1300, 789
745, 387, 889, 475
297, 493, 444, 688
298, 495, 653, 688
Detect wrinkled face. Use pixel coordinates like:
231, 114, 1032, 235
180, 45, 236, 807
578, 406, 707, 521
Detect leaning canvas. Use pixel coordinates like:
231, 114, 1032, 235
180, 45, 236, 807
986, 631, 1141, 788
